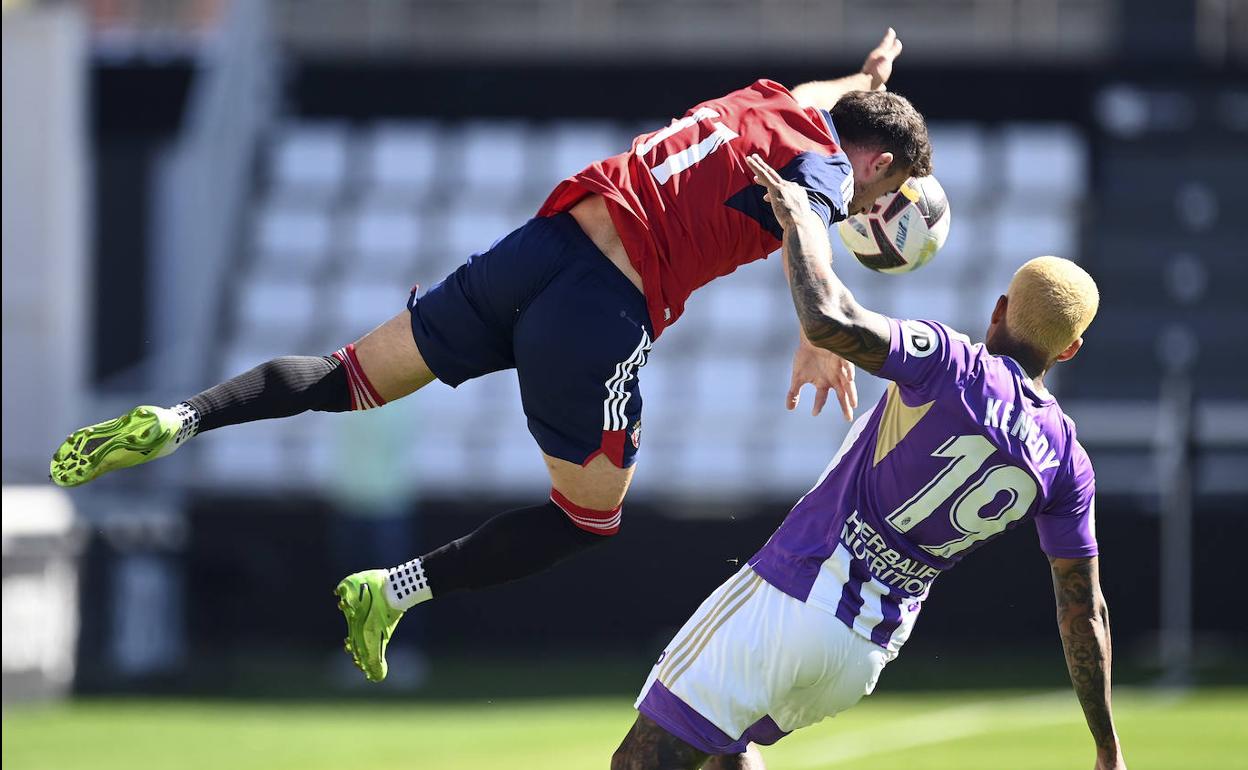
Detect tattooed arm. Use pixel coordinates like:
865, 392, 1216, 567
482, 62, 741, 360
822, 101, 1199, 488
1050, 556, 1126, 770
746, 154, 892, 373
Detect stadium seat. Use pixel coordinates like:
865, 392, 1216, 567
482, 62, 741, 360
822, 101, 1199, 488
236, 278, 320, 346
991, 202, 1079, 265
702, 284, 776, 353
767, 420, 850, 494
925, 123, 986, 204
488, 428, 550, 495
924, 208, 981, 278
541, 120, 629, 189
673, 417, 753, 497
692, 357, 764, 417
889, 283, 961, 329
440, 204, 522, 271
363, 121, 440, 200
341, 203, 422, 278
253, 202, 333, 274
1002, 123, 1087, 200
456, 121, 530, 199
334, 279, 411, 337
269, 122, 351, 201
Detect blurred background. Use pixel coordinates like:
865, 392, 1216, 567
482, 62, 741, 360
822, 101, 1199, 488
3, 0, 1247, 767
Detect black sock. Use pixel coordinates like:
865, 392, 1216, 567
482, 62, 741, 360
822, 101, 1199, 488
185, 355, 351, 433
419, 501, 610, 595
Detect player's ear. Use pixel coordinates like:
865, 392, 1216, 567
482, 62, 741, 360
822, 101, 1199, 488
990, 295, 1008, 324
1054, 337, 1083, 363
872, 151, 895, 178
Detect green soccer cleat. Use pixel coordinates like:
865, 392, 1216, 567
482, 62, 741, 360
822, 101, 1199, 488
336, 570, 405, 683
49, 405, 183, 488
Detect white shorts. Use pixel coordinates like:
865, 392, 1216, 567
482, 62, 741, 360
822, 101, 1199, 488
635, 566, 893, 754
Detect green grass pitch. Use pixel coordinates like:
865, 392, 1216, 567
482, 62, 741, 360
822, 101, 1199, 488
4, 688, 1245, 769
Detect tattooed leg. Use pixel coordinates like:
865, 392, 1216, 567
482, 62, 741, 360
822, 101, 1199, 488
704, 744, 766, 770
611, 715, 709, 770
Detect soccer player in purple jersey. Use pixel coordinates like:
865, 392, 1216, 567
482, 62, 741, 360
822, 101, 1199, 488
610, 157, 1125, 770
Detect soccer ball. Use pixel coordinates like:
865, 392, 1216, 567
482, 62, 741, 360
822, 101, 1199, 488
837, 176, 950, 274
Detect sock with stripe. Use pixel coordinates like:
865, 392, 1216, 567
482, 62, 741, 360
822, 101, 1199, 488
179, 345, 383, 436
404, 500, 609, 601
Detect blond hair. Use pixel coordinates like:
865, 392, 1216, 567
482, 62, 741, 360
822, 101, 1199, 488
1006, 256, 1099, 359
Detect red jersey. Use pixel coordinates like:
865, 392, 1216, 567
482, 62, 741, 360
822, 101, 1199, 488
539, 79, 854, 337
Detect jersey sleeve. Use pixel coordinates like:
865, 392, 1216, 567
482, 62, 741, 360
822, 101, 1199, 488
875, 319, 979, 404
779, 151, 853, 228
1034, 443, 1099, 559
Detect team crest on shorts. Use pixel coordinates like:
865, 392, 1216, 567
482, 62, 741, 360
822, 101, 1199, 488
630, 421, 642, 449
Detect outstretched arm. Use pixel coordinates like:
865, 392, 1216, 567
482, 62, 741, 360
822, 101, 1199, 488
746, 154, 892, 373
1050, 556, 1126, 770
790, 28, 903, 110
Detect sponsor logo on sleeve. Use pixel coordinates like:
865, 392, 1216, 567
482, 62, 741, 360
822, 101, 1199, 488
840, 173, 854, 210
901, 320, 938, 358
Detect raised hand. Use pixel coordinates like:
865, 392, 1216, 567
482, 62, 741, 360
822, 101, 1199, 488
862, 27, 904, 91
789, 340, 858, 421
746, 154, 811, 230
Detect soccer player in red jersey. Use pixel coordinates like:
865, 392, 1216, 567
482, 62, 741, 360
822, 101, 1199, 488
50, 30, 932, 683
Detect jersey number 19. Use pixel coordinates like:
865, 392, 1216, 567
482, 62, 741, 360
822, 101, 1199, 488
887, 434, 1039, 559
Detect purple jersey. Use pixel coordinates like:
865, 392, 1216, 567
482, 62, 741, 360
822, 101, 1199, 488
749, 318, 1097, 652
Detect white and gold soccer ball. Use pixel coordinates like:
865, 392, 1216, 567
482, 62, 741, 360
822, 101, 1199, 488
837, 176, 950, 274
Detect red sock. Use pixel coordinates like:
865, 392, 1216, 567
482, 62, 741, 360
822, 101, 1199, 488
332, 344, 387, 411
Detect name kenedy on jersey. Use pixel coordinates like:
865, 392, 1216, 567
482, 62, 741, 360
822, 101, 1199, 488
984, 396, 1061, 472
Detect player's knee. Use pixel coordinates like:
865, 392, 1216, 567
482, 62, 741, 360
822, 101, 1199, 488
550, 487, 622, 536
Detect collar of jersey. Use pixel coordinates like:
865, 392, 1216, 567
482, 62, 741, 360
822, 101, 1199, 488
999, 354, 1056, 405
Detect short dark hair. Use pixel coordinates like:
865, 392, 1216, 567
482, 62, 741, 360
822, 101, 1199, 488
829, 91, 932, 177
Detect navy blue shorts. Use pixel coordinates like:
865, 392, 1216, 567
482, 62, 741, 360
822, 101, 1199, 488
409, 213, 652, 468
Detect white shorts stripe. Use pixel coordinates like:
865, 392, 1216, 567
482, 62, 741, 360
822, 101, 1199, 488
636, 567, 894, 743
601, 329, 652, 431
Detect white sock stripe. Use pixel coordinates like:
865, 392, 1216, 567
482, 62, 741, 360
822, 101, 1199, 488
347, 351, 374, 409
565, 511, 622, 531
336, 348, 379, 411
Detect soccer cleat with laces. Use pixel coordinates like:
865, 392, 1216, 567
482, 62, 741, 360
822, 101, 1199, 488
50, 406, 186, 488
336, 570, 405, 683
